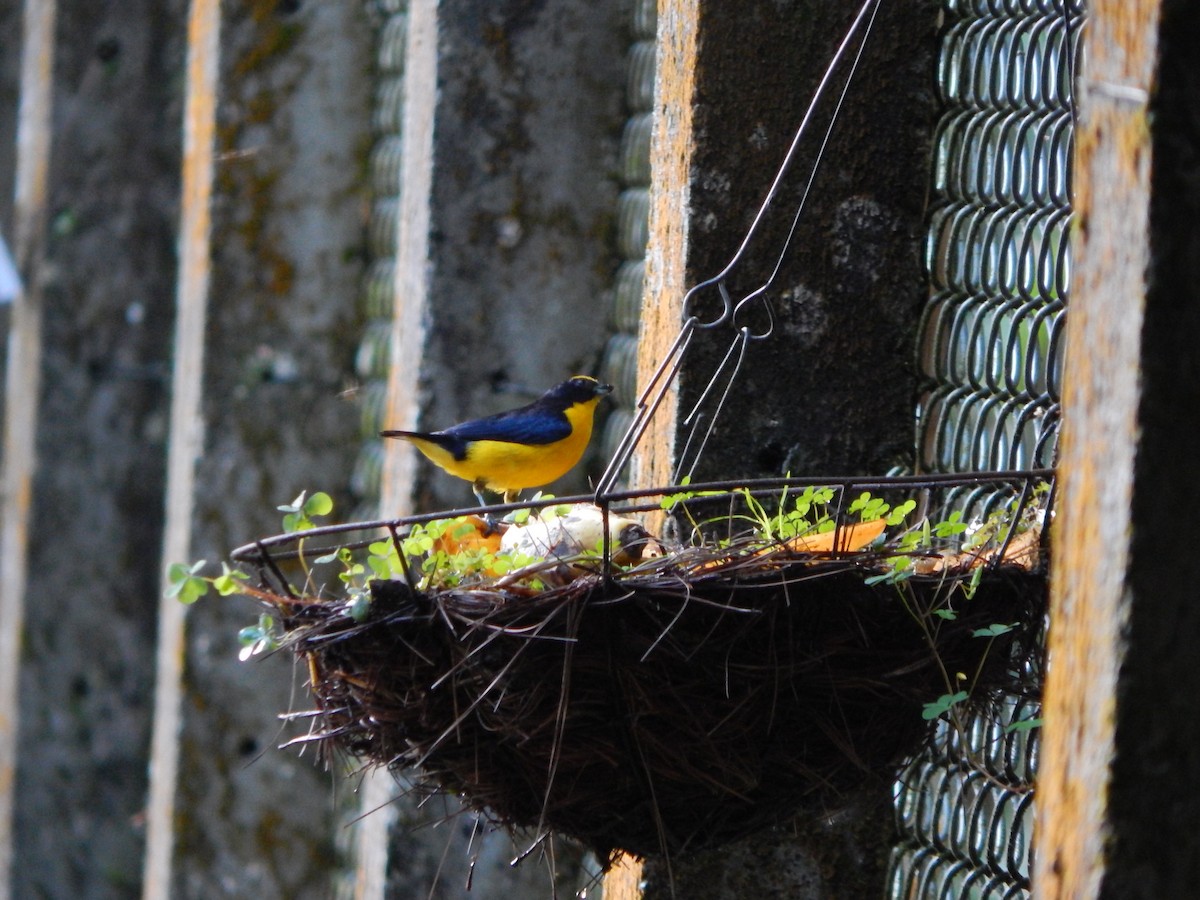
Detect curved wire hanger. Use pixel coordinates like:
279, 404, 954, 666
596, 0, 885, 497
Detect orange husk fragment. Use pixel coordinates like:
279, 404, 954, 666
783, 519, 887, 553
432, 516, 504, 557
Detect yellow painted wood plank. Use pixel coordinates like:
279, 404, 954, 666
353, 3, 441, 897
381, 0, 437, 513
1034, 3, 1161, 897
629, 0, 698, 498
603, 853, 645, 900
603, 1, 699, 894
143, 2, 221, 897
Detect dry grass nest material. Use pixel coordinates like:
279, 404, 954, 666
266, 505, 1048, 862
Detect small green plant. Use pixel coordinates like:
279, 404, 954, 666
922, 690, 969, 721
165, 560, 210, 605
863, 484, 1050, 740
165, 560, 249, 605
278, 490, 334, 533
169, 479, 1049, 748
847, 491, 917, 527
1005, 716, 1043, 735
165, 489, 337, 657
972, 622, 1016, 639
366, 539, 406, 580
934, 509, 969, 539
659, 476, 726, 512
732, 484, 845, 542
403, 520, 492, 590
741, 484, 838, 541
961, 483, 1049, 555
166, 488, 596, 641
669, 481, 922, 552
366, 517, 545, 593
238, 613, 281, 660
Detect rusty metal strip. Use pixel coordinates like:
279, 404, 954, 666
1035, 2, 1161, 896
600, 0, 703, 888
143, 1, 222, 896
0, 2, 57, 896
353, 2, 443, 898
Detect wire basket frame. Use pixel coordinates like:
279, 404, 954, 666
232, 469, 1052, 861
232, 470, 1051, 581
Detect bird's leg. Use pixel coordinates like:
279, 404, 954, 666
472, 479, 490, 509
475, 479, 502, 534
490, 490, 527, 533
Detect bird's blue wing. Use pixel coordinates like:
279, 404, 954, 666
447, 407, 571, 446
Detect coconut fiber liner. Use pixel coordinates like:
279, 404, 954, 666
271, 543, 1046, 862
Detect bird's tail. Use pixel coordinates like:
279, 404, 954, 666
380, 429, 459, 454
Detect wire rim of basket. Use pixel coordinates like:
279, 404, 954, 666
230, 468, 1055, 591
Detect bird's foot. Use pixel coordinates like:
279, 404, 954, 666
473, 483, 502, 534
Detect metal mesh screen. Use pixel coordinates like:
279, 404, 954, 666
887, 0, 1082, 896
349, 1, 409, 519
916, 0, 1079, 476
598, 0, 656, 476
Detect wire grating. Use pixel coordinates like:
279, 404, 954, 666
348, 2, 410, 519
598, 0, 657, 482
916, 0, 1081, 475
889, 0, 1081, 896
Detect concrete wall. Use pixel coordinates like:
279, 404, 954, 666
385, 0, 630, 513
0, 0, 625, 896
375, 1, 629, 895
0, 0, 373, 896
164, 2, 373, 897
5, 2, 184, 895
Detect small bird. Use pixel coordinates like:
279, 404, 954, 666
381, 375, 613, 506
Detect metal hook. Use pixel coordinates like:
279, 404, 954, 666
681, 279, 735, 330
596, 0, 884, 492
673, 327, 753, 485
594, 317, 698, 496
685, 0, 884, 301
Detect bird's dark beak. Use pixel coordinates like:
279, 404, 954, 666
597, 382, 614, 396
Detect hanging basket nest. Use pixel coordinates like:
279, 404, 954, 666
233, 472, 1051, 862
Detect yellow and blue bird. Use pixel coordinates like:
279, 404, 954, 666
381, 375, 612, 506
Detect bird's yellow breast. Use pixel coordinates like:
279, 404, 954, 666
407, 397, 601, 494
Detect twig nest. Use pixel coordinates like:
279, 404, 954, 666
283, 541, 1046, 861
238, 475, 1053, 862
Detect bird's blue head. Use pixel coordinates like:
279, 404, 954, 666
548, 375, 613, 406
